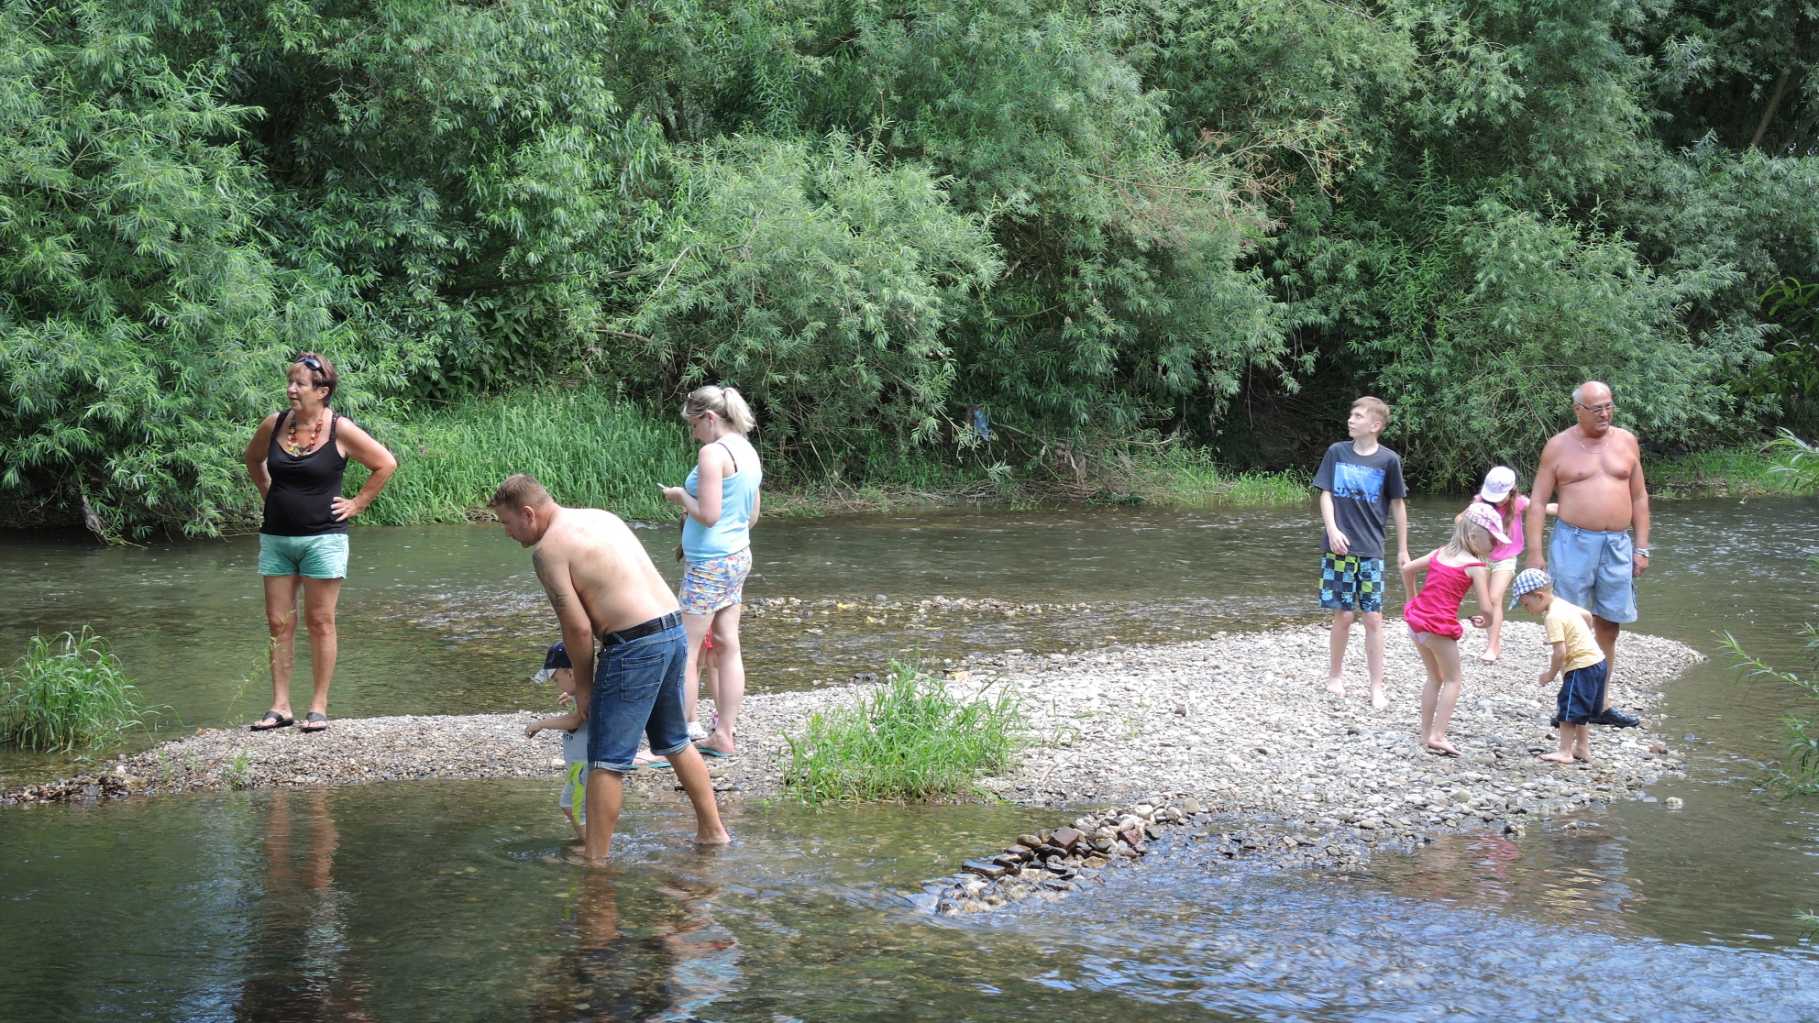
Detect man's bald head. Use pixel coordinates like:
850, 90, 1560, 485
1571, 380, 1612, 407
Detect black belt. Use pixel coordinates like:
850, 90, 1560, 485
598, 611, 680, 647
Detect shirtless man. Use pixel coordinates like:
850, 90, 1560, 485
1524, 382, 1649, 728
491, 474, 731, 861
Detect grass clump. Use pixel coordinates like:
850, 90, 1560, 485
1125, 445, 1310, 507
1650, 439, 1819, 498
1, 629, 154, 753
783, 661, 1022, 804
354, 387, 690, 525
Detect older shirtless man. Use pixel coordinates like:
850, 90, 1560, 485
491, 473, 731, 861
1525, 382, 1649, 728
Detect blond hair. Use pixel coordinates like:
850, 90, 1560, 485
1352, 396, 1391, 431
489, 473, 552, 510
1444, 515, 1494, 560
682, 385, 755, 435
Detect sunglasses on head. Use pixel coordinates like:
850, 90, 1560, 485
294, 355, 323, 372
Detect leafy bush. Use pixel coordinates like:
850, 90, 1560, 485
1, 629, 154, 753
783, 661, 1021, 804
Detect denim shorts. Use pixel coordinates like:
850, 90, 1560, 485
257, 533, 348, 579
1319, 553, 1384, 614
1557, 659, 1610, 725
1548, 522, 1637, 624
587, 623, 692, 774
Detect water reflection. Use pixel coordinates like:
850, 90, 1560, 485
526, 870, 738, 1022
234, 790, 374, 1022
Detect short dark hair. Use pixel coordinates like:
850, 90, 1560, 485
489, 473, 552, 510
292, 352, 339, 401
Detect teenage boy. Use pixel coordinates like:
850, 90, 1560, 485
1314, 396, 1410, 709
1508, 569, 1608, 764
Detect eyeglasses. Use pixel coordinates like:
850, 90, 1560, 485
1574, 401, 1615, 415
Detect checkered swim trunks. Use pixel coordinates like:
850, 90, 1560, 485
1320, 553, 1385, 613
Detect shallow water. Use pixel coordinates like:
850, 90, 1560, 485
4, 497, 1819, 1019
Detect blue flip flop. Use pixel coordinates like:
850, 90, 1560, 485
694, 743, 733, 759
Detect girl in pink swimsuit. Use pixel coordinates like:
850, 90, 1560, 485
1399, 503, 1503, 757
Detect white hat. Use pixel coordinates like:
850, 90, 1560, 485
1478, 466, 1516, 504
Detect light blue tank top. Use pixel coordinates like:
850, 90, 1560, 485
682, 439, 761, 561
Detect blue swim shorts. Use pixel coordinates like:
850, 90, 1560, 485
1556, 659, 1610, 726
1320, 553, 1385, 614
257, 532, 348, 579
587, 620, 692, 775
1548, 522, 1637, 624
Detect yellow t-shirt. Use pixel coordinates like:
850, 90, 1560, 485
1546, 598, 1604, 672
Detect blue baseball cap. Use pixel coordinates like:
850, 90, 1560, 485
531, 641, 571, 683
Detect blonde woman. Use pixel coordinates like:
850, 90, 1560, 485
661, 385, 761, 757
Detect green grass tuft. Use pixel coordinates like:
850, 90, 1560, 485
1649, 440, 1819, 498
1, 629, 155, 753
353, 387, 691, 524
783, 661, 1022, 804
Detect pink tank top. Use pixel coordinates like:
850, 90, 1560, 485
1404, 558, 1483, 638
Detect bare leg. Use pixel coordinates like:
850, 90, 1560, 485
680, 612, 712, 728
1592, 617, 1620, 711
262, 575, 302, 718
1540, 723, 1580, 764
300, 577, 342, 724
663, 745, 731, 845
1424, 636, 1464, 755
1326, 611, 1354, 696
583, 768, 626, 863
1363, 610, 1388, 708
1573, 726, 1593, 762
1480, 569, 1514, 662
699, 604, 744, 755
1414, 635, 1442, 740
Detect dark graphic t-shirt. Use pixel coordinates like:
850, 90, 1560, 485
1312, 441, 1407, 559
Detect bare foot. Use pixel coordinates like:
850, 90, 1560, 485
1325, 677, 1346, 697
1423, 738, 1461, 757
1573, 752, 1593, 764
1477, 650, 1499, 664
1370, 687, 1389, 710
1537, 751, 1576, 765
695, 827, 732, 847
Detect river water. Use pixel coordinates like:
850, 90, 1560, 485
3, 498, 1817, 1021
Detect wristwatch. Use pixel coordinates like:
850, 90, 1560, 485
1635, 547, 1651, 558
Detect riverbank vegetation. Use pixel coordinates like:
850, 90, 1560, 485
1, 630, 154, 754
783, 662, 1022, 804
4, 1, 1817, 538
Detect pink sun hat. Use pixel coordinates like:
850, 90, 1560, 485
1462, 501, 1511, 545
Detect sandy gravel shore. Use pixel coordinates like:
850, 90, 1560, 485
6, 621, 1702, 851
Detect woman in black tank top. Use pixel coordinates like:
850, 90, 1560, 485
242, 353, 397, 733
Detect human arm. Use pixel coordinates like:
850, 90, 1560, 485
1465, 565, 1490, 629
244, 414, 278, 499
749, 489, 761, 529
525, 708, 585, 738
1390, 497, 1409, 568
1400, 550, 1432, 599
1630, 438, 1650, 576
331, 418, 398, 522
1526, 444, 1557, 569
1318, 491, 1350, 556
1539, 640, 1566, 686
533, 548, 597, 722
662, 446, 725, 525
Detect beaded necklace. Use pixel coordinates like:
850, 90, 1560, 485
284, 411, 328, 456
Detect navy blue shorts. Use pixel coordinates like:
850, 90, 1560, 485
588, 623, 692, 774
1556, 660, 1609, 725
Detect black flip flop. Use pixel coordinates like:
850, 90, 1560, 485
250, 712, 293, 732
299, 711, 330, 733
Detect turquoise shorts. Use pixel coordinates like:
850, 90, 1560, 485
258, 533, 349, 579
1548, 521, 1636, 624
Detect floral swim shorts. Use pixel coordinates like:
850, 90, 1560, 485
679, 548, 753, 615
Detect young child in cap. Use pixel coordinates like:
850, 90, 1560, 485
1399, 503, 1503, 757
525, 641, 589, 842
1509, 569, 1608, 765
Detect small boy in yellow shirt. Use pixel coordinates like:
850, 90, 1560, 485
1509, 569, 1609, 765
